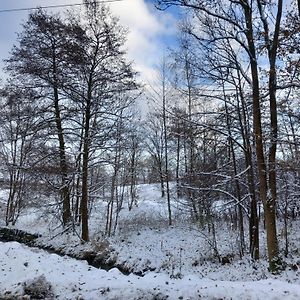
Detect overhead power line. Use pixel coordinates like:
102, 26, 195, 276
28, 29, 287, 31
0, 0, 123, 13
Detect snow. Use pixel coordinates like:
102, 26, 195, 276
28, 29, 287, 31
1, 241, 300, 300
1, 183, 300, 299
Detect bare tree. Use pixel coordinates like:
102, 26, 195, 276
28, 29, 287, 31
0, 86, 45, 225
5, 9, 74, 226
65, 2, 137, 241
157, 0, 285, 272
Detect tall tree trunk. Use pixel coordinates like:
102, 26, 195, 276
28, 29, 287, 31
52, 60, 71, 226
243, 1, 282, 271
129, 140, 137, 211
223, 84, 245, 257
81, 129, 90, 241
235, 67, 259, 260
162, 68, 172, 226
80, 88, 92, 242
74, 117, 85, 223
185, 54, 198, 221
158, 156, 165, 197
259, 0, 283, 271
176, 129, 181, 197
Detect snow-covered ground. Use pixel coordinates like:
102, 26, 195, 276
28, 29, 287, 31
1, 183, 300, 299
1, 241, 300, 300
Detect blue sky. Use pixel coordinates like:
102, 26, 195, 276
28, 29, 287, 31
0, 0, 180, 82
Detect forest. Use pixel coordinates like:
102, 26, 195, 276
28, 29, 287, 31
0, 0, 300, 299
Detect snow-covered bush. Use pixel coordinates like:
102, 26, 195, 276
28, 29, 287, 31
23, 275, 53, 299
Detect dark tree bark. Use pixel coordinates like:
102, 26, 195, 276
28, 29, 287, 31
52, 53, 72, 227
161, 61, 172, 226
234, 65, 259, 260
80, 90, 91, 242
239, 0, 283, 271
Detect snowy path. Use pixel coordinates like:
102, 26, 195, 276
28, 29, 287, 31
1, 241, 300, 300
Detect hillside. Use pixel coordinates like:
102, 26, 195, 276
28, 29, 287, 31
1, 184, 300, 299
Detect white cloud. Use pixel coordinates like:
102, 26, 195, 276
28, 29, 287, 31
110, 0, 162, 33
109, 0, 177, 83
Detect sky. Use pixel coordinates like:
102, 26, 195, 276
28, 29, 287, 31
0, 0, 178, 83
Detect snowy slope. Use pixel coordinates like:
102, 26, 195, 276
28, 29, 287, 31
1, 241, 300, 300
1, 183, 300, 299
